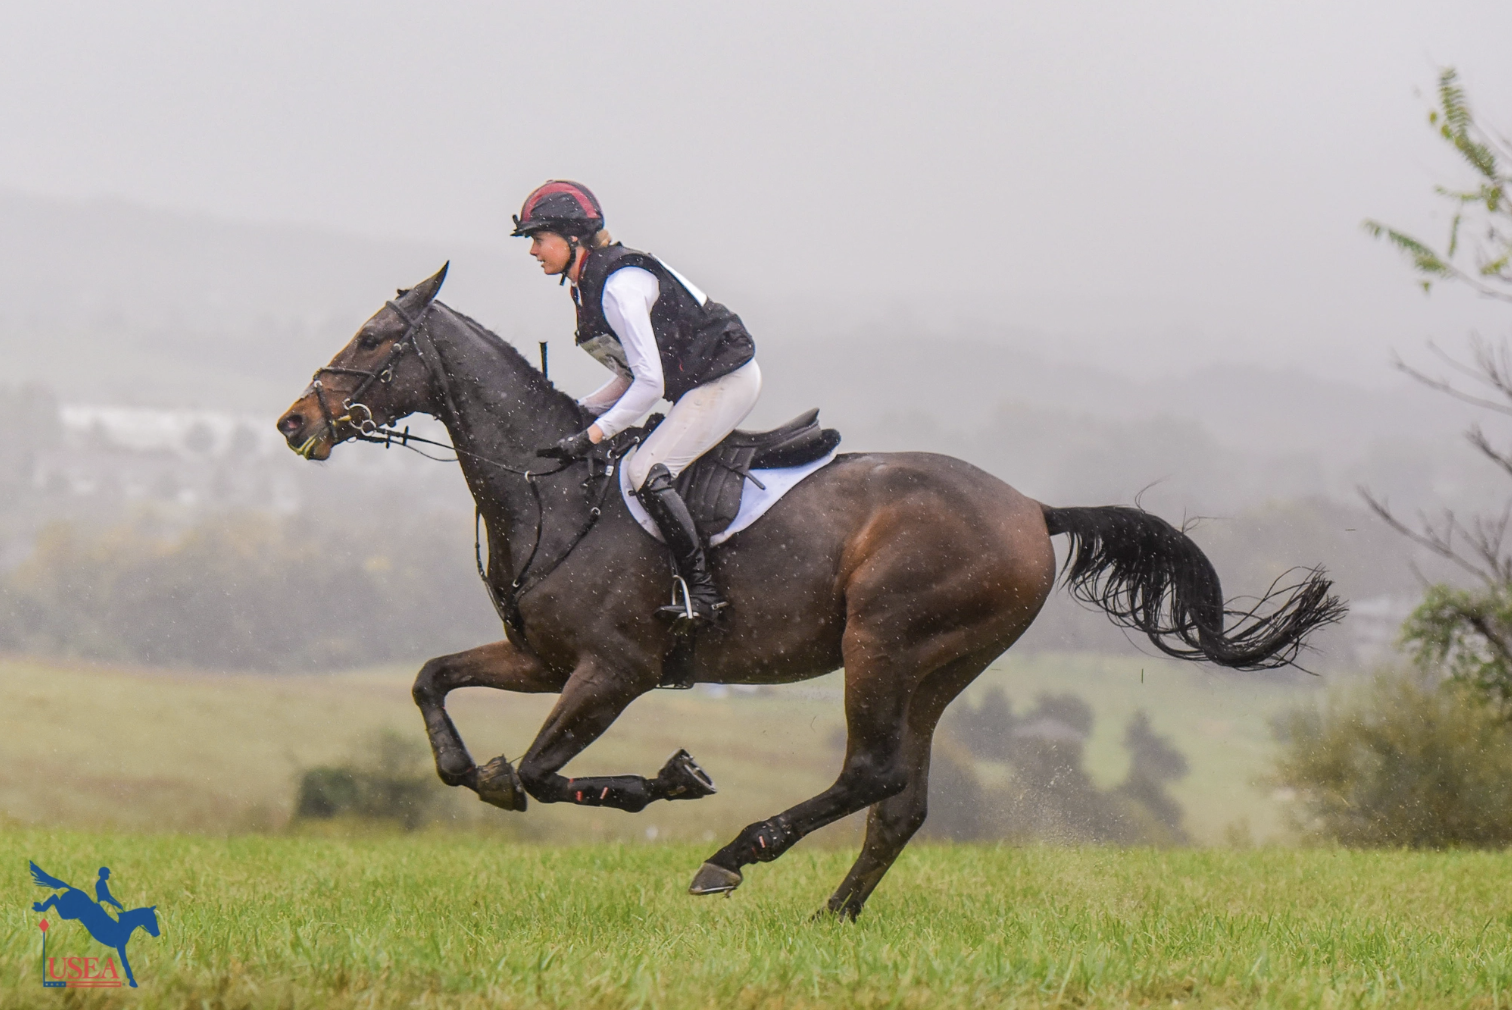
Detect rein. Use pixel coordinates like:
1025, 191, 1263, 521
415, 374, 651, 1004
311, 297, 627, 646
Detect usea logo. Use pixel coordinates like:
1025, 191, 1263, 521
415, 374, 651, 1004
29, 861, 160, 989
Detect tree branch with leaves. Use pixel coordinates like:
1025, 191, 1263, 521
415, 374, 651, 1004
1365, 68, 1512, 303
1365, 68, 1512, 710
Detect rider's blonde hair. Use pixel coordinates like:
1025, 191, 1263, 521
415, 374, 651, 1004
588, 229, 614, 248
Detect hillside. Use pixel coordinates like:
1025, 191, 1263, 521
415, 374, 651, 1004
0, 652, 1313, 846
0, 189, 1495, 671
1, 189, 1493, 517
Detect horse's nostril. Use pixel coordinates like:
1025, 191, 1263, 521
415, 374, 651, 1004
279, 414, 303, 435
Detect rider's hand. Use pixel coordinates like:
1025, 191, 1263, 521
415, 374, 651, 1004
536, 429, 596, 461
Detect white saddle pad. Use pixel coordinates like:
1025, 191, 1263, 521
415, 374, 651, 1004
619, 445, 839, 547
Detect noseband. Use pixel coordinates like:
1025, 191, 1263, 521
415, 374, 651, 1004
301, 296, 439, 457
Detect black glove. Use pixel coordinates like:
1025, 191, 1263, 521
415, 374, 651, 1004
536, 429, 596, 461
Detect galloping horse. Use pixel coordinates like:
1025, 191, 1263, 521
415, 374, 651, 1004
277, 265, 1342, 918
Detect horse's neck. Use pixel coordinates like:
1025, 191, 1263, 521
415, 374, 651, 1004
427, 309, 586, 563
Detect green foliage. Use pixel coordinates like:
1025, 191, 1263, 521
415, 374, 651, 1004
294, 730, 441, 830
0, 511, 496, 671
9, 830, 1512, 1008
1401, 582, 1512, 709
1274, 668, 1512, 848
1366, 69, 1512, 719
1364, 68, 1512, 300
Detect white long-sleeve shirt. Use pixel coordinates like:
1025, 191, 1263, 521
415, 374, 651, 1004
577, 266, 667, 438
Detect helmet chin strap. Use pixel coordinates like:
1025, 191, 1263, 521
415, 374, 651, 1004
559, 237, 583, 286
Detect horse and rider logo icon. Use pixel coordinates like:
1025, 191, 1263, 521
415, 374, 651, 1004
29, 861, 160, 988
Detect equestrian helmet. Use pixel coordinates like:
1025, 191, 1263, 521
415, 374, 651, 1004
512, 180, 604, 238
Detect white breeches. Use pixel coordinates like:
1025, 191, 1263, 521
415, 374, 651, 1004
625, 360, 763, 490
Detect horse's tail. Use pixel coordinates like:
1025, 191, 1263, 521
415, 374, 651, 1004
1040, 504, 1346, 670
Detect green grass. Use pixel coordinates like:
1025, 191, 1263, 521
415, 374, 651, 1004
0, 652, 1314, 845
5, 829, 1512, 1008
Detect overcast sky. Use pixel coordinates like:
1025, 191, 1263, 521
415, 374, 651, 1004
4, 0, 1511, 383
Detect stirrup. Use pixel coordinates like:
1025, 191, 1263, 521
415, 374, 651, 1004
656, 575, 727, 628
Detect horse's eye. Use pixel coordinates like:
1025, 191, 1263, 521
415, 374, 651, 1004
358, 333, 383, 350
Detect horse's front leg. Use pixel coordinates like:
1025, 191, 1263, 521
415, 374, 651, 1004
412, 639, 559, 804
31, 895, 58, 913
115, 945, 137, 987
515, 658, 717, 813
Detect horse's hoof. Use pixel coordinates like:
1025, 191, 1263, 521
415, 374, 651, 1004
688, 862, 742, 895
811, 903, 860, 923
657, 749, 717, 800
475, 756, 528, 811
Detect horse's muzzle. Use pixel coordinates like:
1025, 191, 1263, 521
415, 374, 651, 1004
276, 407, 334, 460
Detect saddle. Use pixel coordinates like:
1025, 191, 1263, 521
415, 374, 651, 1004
628, 409, 842, 541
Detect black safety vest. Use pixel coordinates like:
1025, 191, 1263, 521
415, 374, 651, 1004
573, 244, 756, 402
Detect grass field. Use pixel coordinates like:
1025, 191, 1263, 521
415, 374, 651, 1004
0, 651, 1314, 845
5, 829, 1512, 1009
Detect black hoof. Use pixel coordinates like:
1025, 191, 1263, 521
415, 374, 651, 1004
689, 862, 742, 895
475, 755, 528, 811
812, 902, 860, 923
657, 748, 717, 800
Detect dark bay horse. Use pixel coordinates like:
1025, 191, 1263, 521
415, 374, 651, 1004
276, 265, 1342, 918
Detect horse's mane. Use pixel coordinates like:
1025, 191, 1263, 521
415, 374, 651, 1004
434, 301, 586, 424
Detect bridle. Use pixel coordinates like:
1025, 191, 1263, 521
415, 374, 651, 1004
301, 295, 438, 457
299, 292, 631, 649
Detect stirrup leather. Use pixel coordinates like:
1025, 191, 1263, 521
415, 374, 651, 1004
637, 463, 730, 626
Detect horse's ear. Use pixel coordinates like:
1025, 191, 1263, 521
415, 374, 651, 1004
409, 262, 449, 306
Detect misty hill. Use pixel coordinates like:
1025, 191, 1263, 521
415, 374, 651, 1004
3, 190, 1491, 509
0, 189, 1498, 649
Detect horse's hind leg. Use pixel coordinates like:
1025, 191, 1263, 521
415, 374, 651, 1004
412, 640, 558, 804
822, 652, 993, 920
689, 627, 933, 895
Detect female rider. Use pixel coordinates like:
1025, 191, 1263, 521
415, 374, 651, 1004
514, 180, 761, 628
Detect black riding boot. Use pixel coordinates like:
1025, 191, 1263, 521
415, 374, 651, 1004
636, 463, 728, 626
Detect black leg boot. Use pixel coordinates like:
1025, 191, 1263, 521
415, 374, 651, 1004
636, 463, 728, 627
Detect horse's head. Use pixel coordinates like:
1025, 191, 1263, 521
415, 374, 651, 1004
125, 905, 160, 938
276, 264, 450, 461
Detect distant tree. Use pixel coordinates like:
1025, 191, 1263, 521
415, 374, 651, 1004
947, 685, 1016, 761
998, 693, 1115, 843
1113, 710, 1190, 844
921, 741, 987, 841
1274, 668, 1512, 848
0, 383, 62, 490
929, 690, 1190, 844
0, 510, 497, 671
294, 729, 441, 831
1364, 69, 1512, 709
